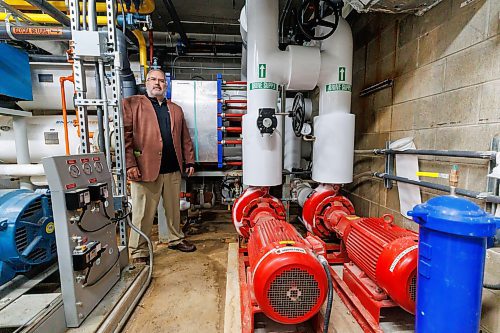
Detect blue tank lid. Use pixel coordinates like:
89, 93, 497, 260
408, 195, 499, 237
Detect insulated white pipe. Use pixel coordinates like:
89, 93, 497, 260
243, 0, 286, 186
12, 117, 33, 189
242, 0, 320, 186
0, 164, 45, 177
318, 18, 353, 115
313, 18, 355, 184
282, 98, 312, 171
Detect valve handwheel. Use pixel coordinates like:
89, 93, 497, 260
297, 0, 343, 41
291, 92, 305, 137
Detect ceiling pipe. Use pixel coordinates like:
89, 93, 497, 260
22, 0, 70, 26
0, 25, 71, 40
163, 0, 189, 47
0, 0, 36, 23
3, 0, 155, 13
0, 12, 108, 24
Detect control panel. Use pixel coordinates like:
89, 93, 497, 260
42, 153, 120, 327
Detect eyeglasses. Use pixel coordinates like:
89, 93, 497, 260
147, 77, 166, 84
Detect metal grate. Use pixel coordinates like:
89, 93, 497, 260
408, 273, 417, 301
20, 199, 42, 220
51, 242, 57, 255
15, 226, 28, 252
27, 248, 47, 263
266, 267, 321, 319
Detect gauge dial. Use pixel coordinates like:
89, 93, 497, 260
94, 161, 103, 173
82, 162, 92, 175
68, 165, 80, 178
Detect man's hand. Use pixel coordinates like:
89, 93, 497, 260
127, 167, 142, 181
185, 166, 194, 177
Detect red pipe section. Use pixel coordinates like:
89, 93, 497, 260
225, 161, 242, 166
224, 99, 247, 104
225, 105, 247, 110
219, 140, 242, 145
224, 81, 247, 85
218, 127, 242, 133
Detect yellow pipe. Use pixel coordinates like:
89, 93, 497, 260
3, 0, 154, 13
0, 12, 109, 24
132, 29, 148, 80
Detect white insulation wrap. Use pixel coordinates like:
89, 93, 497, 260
242, 114, 282, 186
283, 98, 312, 171
286, 45, 320, 91
312, 113, 355, 184
0, 115, 99, 163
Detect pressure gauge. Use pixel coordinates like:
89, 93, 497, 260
94, 161, 103, 173
69, 165, 81, 178
82, 162, 92, 175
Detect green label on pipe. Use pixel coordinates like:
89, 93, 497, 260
339, 67, 346, 81
326, 83, 352, 92
250, 82, 277, 90
258, 64, 267, 78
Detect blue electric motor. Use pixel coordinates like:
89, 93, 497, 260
409, 196, 499, 333
0, 189, 56, 285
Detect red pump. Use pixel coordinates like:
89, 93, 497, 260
233, 187, 329, 328
299, 184, 418, 328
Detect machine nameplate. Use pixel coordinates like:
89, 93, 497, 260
389, 245, 418, 272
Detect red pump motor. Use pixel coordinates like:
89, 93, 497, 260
299, 184, 418, 314
233, 188, 329, 325
332, 214, 418, 313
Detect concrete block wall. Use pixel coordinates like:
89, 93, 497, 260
164, 56, 241, 81
348, 1, 499, 331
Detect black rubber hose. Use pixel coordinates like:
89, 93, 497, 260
320, 256, 333, 332
279, 0, 293, 43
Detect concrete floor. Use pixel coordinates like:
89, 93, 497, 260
123, 211, 237, 333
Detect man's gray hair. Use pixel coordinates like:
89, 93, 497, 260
146, 69, 165, 79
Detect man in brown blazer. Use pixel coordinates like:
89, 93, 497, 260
124, 69, 196, 262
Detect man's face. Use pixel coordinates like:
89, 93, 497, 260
145, 70, 167, 98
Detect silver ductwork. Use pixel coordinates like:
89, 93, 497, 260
346, 0, 443, 15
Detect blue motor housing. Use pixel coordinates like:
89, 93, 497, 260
0, 189, 56, 285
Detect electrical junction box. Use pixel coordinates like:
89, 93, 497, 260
72, 31, 108, 58
65, 189, 90, 210
88, 183, 109, 202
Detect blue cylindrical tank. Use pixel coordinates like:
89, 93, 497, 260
408, 196, 498, 333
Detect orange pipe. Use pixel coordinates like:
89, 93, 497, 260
60, 74, 75, 155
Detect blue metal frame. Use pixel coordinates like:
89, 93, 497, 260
166, 72, 172, 100
217, 74, 223, 168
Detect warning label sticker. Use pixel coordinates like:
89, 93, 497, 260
389, 245, 418, 272
12, 27, 63, 36
326, 83, 352, 92
275, 247, 306, 255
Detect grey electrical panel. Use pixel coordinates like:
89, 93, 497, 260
42, 153, 120, 327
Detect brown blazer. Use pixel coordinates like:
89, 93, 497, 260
123, 95, 195, 182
